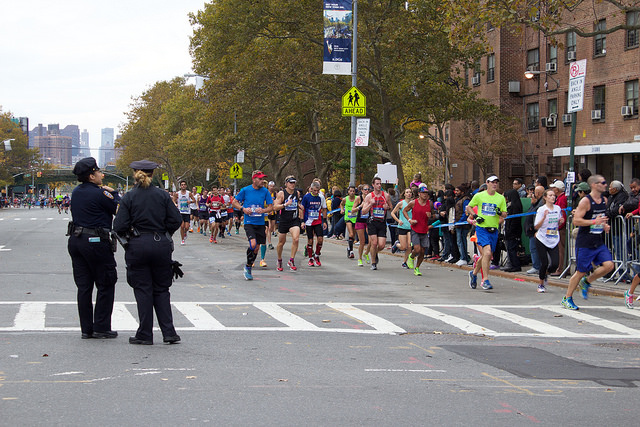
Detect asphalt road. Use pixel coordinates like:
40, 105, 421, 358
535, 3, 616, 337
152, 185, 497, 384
1, 207, 639, 426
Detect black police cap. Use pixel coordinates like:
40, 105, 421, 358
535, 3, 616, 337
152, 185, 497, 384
72, 157, 100, 176
129, 160, 159, 171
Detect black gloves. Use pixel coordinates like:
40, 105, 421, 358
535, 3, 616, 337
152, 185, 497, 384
171, 261, 184, 281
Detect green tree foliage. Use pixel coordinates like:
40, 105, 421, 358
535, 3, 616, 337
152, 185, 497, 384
189, 0, 513, 189
116, 78, 210, 186
446, 0, 640, 45
0, 111, 43, 189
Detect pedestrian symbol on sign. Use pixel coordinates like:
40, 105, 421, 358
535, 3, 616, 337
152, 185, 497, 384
230, 163, 243, 179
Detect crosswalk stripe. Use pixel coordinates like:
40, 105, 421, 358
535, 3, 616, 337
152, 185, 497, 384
327, 303, 406, 334
12, 302, 46, 330
399, 304, 497, 336
470, 305, 581, 337
172, 302, 226, 330
111, 302, 140, 330
544, 306, 640, 335
253, 302, 320, 331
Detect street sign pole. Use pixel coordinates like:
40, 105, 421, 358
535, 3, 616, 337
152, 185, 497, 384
349, 0, 358, 187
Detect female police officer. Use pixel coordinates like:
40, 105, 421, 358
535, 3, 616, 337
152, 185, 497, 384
113, 160, 182, 345
68, 157, 120, 339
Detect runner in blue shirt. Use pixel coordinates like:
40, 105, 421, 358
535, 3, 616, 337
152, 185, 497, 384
232, 170, 274, 280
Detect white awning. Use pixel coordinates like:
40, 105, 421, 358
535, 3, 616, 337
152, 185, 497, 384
553, 142, 640, 157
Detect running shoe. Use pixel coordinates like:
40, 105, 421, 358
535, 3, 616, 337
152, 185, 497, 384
268, 244, 274, 250
358, 259, 363, 267
276, 260, 283, 271
401, 262, 408, 269
364, 254, 370, 264
579, 277, 591, 300
624, 290, 634, 309
348, 251, 355, 259
308, 258, 315, 267
561, 296, 579, 310
468, 271, 477, 289
407, 255, 415, 270
243, 266, 253, 281
314, 256, 321, 267
235, 230, 239, 235
391, 242, 399, 254
481, 280, 493, 290
181, 239, 185, 246
197, 227, 201, 233
260, 259, 267, 268
227, 232, 231, 236
213, 239, 218, 244
209, 236, 213, 243
414, 267, 422, 276
189, 228, 193, 233
537, 284, 546, 293
370, 263, 377, 270
287, 260, 297, 271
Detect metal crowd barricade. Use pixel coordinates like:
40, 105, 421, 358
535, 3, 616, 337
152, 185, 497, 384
559, 215, 577, 279
627, 215, 640, 280
559, 214, 636, 284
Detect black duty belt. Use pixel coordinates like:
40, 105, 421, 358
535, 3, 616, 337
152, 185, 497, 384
75, 227, 107, 237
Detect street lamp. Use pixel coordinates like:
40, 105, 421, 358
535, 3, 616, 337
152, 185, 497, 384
524, 69, 560, 91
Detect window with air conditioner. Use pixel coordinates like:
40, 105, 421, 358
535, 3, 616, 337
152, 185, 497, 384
527, 48, 539, 71
593, 86, 606, 120
566, 32, 576, 61
545, 62, 557, 73
591, 110, 602, 120
625, 80, 639, 117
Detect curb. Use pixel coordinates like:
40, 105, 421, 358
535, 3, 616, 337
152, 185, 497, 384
324, 237, 625, 299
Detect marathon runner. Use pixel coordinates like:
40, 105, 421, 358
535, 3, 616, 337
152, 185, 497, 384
301, 181, 327, 267
340, 185, 358, 259
273, 175, 302, 271
197, 189, 209, 235
360, 177, 394, 270
189, 186, 199, 233
232, 170, 274, 280
403, 184, 433, 276
207, 187, 224, 244
173, 180, 196, 245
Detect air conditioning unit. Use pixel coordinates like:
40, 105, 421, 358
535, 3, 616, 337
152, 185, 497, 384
471, 75, 480, 85
591, 110, 602, 120
508, 81, 521, 93
567, 51, 577, 61
562, 114, 572, 124
545, 62, 557, 73
621, 106, 634, 116
541, 117, 548, 127
546, 115, 557, 128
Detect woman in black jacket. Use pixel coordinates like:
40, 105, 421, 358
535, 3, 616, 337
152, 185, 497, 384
503, 188, 523, 272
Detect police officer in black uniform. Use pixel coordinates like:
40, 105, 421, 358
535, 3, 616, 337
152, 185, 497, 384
113, 160, 182, 345
68, 157, 120, 339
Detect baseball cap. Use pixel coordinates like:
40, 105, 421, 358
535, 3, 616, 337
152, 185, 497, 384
576, 182, 590, 192
550, 180, 565, 190
486, 175, 499, 182
252, 170, 267, 179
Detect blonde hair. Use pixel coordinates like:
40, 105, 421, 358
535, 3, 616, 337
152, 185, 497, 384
134, 170, 153, 188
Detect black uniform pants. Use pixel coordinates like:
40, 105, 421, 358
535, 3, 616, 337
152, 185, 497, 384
125, 234, 177, 341
67, 235, 117, 334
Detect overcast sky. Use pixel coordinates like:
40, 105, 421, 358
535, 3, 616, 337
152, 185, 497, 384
0, 0, 206, 157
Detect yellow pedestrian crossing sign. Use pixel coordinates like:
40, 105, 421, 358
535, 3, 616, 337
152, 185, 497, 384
342, 86, 366, 117
230, 163, 243, 179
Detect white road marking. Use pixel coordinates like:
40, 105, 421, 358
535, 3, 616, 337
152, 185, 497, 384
327, 303, 406, 334
0, 302, 638, 337
172, 302, 225, 330
0, 245, 11, 251
400, 304, 497, 336
469, 305, 581, 337
252, 302, 320, 331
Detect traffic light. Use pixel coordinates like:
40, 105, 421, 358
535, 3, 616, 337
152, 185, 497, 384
37, 171, 42, 177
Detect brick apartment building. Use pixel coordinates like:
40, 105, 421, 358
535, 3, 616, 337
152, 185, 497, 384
448, 4, 640, 186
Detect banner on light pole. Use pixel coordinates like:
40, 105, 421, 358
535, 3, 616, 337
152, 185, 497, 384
323, 1, 352, 75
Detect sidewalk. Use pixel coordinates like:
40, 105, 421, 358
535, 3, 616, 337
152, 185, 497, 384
324, 237, 627, 299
